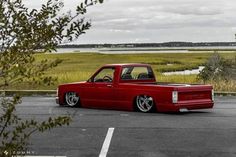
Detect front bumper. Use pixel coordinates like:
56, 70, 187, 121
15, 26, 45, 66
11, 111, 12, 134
56, 97, 59, 104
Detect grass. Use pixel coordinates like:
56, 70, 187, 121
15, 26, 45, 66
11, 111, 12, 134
208, 80, 236, 92
6, 52, 236, 91
158, 74, 198, 84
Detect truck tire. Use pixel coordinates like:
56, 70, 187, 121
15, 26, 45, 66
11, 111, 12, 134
135, 95, 155, 113
65, 92, 80, 107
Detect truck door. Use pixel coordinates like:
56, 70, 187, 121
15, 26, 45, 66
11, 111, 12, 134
82, 67, 116, 109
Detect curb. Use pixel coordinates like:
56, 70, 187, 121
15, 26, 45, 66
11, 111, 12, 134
0, 90, 236, 97
0, 90, 57, 97
214, 91, 236, 96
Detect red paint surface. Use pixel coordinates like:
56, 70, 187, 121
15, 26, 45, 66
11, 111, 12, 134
57, 64, 214, 112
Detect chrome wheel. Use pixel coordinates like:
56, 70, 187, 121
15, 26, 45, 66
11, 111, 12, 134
65, 92, 80, 107
136, 95, 154, 112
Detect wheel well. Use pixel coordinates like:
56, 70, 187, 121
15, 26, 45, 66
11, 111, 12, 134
133, 96, 138, 111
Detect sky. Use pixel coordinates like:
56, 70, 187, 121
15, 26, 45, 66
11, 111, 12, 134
23, 0, 236, 44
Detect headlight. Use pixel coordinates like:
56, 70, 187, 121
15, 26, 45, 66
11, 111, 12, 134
212, 89, 214, 101
172, 91, 178, 103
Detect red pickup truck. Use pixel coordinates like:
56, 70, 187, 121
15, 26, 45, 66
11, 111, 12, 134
56, 63, 214, 112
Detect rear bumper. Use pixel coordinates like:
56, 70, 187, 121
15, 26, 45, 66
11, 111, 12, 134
157, 100, 214, 112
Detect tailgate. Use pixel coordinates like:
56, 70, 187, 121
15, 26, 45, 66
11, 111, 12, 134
175, 85, 213, 102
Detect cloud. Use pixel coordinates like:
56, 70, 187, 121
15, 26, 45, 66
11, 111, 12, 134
86, 0, 229, 27
22, 0, 236, 43
162, 6, 223, 15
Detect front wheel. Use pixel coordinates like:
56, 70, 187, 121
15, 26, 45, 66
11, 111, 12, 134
65, 92, 80, 107
135, 95, 155, 113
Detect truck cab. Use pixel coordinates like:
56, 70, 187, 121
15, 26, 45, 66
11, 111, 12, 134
88, 63, 156, 84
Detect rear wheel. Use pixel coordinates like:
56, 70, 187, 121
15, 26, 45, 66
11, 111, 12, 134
65, 92, 80, 107
135, 95, 155, 113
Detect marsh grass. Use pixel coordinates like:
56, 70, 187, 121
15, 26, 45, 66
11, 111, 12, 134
158, 74, 198, 84
208, 80, 236, 92
5, 52, 236, 91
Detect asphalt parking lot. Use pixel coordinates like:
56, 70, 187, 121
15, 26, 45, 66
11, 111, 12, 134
15, 96, 236, 157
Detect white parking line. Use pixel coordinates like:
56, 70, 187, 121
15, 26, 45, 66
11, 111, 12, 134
99, 128, 115, 157
20, 156, 66, 157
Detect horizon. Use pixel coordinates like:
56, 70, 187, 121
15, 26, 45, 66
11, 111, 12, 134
59, 41, 236, 46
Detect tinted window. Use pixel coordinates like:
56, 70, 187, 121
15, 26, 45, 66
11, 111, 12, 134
121, 66, 154, 80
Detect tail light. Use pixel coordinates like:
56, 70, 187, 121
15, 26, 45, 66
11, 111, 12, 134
172, 91, 178, 103
212, 89, 214, 101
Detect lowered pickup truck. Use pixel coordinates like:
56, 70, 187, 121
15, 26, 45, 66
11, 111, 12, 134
56, 63, 214, 112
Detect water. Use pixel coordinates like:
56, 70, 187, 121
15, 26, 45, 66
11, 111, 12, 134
55, 48, 98, 53
55, 46, 236, 54
163, 66, 205, 75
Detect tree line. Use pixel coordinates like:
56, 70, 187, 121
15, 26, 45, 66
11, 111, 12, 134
58, 42, 236, 48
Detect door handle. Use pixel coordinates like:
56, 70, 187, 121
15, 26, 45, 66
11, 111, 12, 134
107, 84, 113, 88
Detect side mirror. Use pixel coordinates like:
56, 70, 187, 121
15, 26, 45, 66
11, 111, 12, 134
87, 78, 93, 83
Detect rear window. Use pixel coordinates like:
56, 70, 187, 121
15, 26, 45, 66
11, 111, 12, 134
121, 66, 154, 80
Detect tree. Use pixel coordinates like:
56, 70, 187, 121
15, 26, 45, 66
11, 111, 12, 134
198, 52, 236, 83
0, 0, 103, 156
